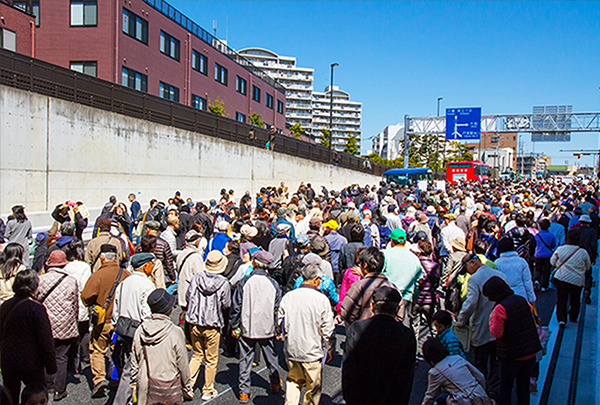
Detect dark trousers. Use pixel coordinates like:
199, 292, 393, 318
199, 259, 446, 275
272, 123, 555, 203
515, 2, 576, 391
554, 278, 583, 323
534, 257, 551, 289
49, 338, 77, 394
69, 321, 90, 372
499, 357, 536, 405
472, 341, 500, 399
238, 337, 280, 395
114, 338, 133, 405
3, 368, 46, 405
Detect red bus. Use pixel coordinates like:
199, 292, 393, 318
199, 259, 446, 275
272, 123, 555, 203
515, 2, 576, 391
446, 161, 490, 183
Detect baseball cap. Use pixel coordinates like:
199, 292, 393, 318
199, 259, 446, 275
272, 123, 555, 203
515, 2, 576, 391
390, 228, 407, 242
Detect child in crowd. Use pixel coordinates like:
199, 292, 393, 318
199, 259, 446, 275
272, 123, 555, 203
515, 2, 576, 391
20, 384, 48, 405
433, 310, 466, 359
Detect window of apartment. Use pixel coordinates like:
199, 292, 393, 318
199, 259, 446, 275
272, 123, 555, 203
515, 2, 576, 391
214, 63, 228, 86
160, 81, 179, 102
70, 1, 97, 26
123, 8, 148, 44
236, 76, 247, 95
192, 94, 207, 111
0, 28, 16, 52
12, 1, 39, 26
160, 31, 180, 61
265, 93, 273, 109
191, 50, 207, 75
236, 112, 246, 123
70, 61, 97, 77
252, 85, 261, 103
277, 100, 284, 114
121, 67, 147, 92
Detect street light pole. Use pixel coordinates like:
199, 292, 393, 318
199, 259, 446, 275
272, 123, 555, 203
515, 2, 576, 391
436, 97, 443, 171
328, 63, 338, 165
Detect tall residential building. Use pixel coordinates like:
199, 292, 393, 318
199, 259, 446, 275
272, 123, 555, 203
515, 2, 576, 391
238, 48, 314, 136
372, 123, 404, 160
10, 0, 286, 131
312, 86, 362, 151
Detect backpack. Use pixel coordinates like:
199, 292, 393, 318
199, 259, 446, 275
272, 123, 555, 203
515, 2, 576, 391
363, 224, 373, 247
378, 225, 392, 247
444, 272, 463, 315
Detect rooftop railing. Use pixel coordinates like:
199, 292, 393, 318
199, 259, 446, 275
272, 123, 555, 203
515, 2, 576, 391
0, 48, 389, 178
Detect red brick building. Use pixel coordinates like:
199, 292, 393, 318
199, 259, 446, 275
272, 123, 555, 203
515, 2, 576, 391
8, 0, 286, 130
0, 1, 35, 56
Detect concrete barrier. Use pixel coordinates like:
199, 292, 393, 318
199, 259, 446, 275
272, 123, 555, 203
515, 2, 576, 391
0, 85, 380, 229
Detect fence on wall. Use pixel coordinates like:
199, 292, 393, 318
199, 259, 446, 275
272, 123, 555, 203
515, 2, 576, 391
0, 49, 390, 177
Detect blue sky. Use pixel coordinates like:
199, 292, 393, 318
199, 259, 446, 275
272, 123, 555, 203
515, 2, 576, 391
170, 0, 600, 167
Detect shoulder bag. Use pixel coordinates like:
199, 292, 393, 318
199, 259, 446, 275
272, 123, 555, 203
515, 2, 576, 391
90, 266, 123, 326
114, 279, 141, 340
142, 338, 183, 405
38, 273, 68, 304
550, 246, 580, 285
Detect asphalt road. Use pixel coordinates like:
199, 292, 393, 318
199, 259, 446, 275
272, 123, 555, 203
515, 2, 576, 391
31, 289, 557, 405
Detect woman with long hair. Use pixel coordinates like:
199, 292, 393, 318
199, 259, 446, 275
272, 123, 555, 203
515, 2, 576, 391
5, 206, 32, 266
0, 243, 26, 303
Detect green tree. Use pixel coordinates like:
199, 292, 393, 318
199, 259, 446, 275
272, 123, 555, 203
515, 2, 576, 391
290, 123, 304, 139
249, 112, 265, 128
208, 97, 226, 116
343, 133, 359, 155
319, 129, 330, 148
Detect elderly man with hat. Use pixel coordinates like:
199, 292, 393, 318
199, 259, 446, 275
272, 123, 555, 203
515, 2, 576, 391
439, 213, 466, 279
111, 253, 157, 404
323, 219, 348, 285
85, 218, 124, 272
230, 250, 282, 403
177, 230, 206, 310
382, 228, 423, 331
136, 220, 177, 291
131, 289, 193, 405
81, 244, 130, 398
185, 250, 231, 400
35, 250, 79, 401
342, 286, 416, 405
307, 217, 331, 262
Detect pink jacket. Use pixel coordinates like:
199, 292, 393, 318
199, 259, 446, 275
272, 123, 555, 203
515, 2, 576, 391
336, 267, 363, 313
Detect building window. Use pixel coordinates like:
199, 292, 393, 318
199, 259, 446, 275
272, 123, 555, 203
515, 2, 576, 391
160, 31, 180, 61
13, 1, 39, 25
236, 76, 247, 95
277, 100, 284, 114
70, 61, 97, 77
214, 63, 228, 86
160, 81, 179, 102
252, 85, 261, 103
0, 28, 16, 52
266, 93, 273, 109
236, 112, 246, 123
70, 1, 97, 26
192, 94, 206, 111
121, 67, 147, 92
123, 8, 148, 44
191, 50, 207, 75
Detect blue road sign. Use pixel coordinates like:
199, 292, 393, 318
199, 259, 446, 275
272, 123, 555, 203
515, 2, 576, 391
445, 107, 481, 140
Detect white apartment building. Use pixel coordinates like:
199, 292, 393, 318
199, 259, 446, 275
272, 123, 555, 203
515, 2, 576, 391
372, 123, 404, 160
312, 86, 362, 151
238, 48, 314, 135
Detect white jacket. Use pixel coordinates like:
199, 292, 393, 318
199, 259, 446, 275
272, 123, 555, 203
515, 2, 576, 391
64, 260, 92, 322
160, 227, 181, 259
278, 285, 335, 363
440, 222, 465, 256
112, 271, 155, 325
176, 245, 205, 308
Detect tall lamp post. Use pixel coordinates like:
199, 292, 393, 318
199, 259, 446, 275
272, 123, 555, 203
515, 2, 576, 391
328, 63, 339, 164
436, 97, 443, 171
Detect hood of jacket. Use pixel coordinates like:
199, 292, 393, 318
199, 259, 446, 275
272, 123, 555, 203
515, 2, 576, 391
194, 271, 228, 296
139, 314, 175, 345
56, 235, 75, 247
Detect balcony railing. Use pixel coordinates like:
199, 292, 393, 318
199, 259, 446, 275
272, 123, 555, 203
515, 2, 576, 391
0, 48, 388, 177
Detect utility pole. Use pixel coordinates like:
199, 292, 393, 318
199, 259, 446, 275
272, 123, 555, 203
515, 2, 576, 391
403, 115, 409, 168
328, 63, 338, 165
436, 97, 443, 171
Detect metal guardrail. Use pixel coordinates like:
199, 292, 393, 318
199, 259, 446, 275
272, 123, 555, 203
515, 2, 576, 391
0, 49, 389, 178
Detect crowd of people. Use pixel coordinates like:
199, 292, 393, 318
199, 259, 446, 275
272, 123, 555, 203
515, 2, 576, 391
0, 176, 596, 405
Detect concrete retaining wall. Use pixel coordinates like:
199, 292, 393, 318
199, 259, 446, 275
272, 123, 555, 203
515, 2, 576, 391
0, 85, 379, 228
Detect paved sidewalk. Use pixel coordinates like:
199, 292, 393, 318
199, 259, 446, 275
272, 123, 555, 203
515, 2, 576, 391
533, 261, 599, 405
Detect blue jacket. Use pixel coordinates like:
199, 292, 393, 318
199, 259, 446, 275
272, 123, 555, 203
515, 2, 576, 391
204, 232, 231, 259
549, 222, 565, 247
293, 275, 339, 306
130, 200, 141, 222
438, 328, 466, 359
270, 217, 296, 244
534, 230, 556, 258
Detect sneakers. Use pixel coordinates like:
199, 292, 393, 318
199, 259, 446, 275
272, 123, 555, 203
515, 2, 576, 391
269, 379, 282, 394
201, 390, 218, 401
239, 393, 250, 403
530, 378, 538, 393
91, 380, 108, 398
559, 321, 566, 328
53, 391, 68, 401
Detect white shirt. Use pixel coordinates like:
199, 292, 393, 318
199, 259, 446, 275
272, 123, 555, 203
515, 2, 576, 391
64, 260, 92, 322
112, 271, 155, 325
440, 221, 465, 256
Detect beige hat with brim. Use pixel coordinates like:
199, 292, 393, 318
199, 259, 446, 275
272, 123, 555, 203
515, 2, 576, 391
205, 251, 228, 274
450, 237, 467, 252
